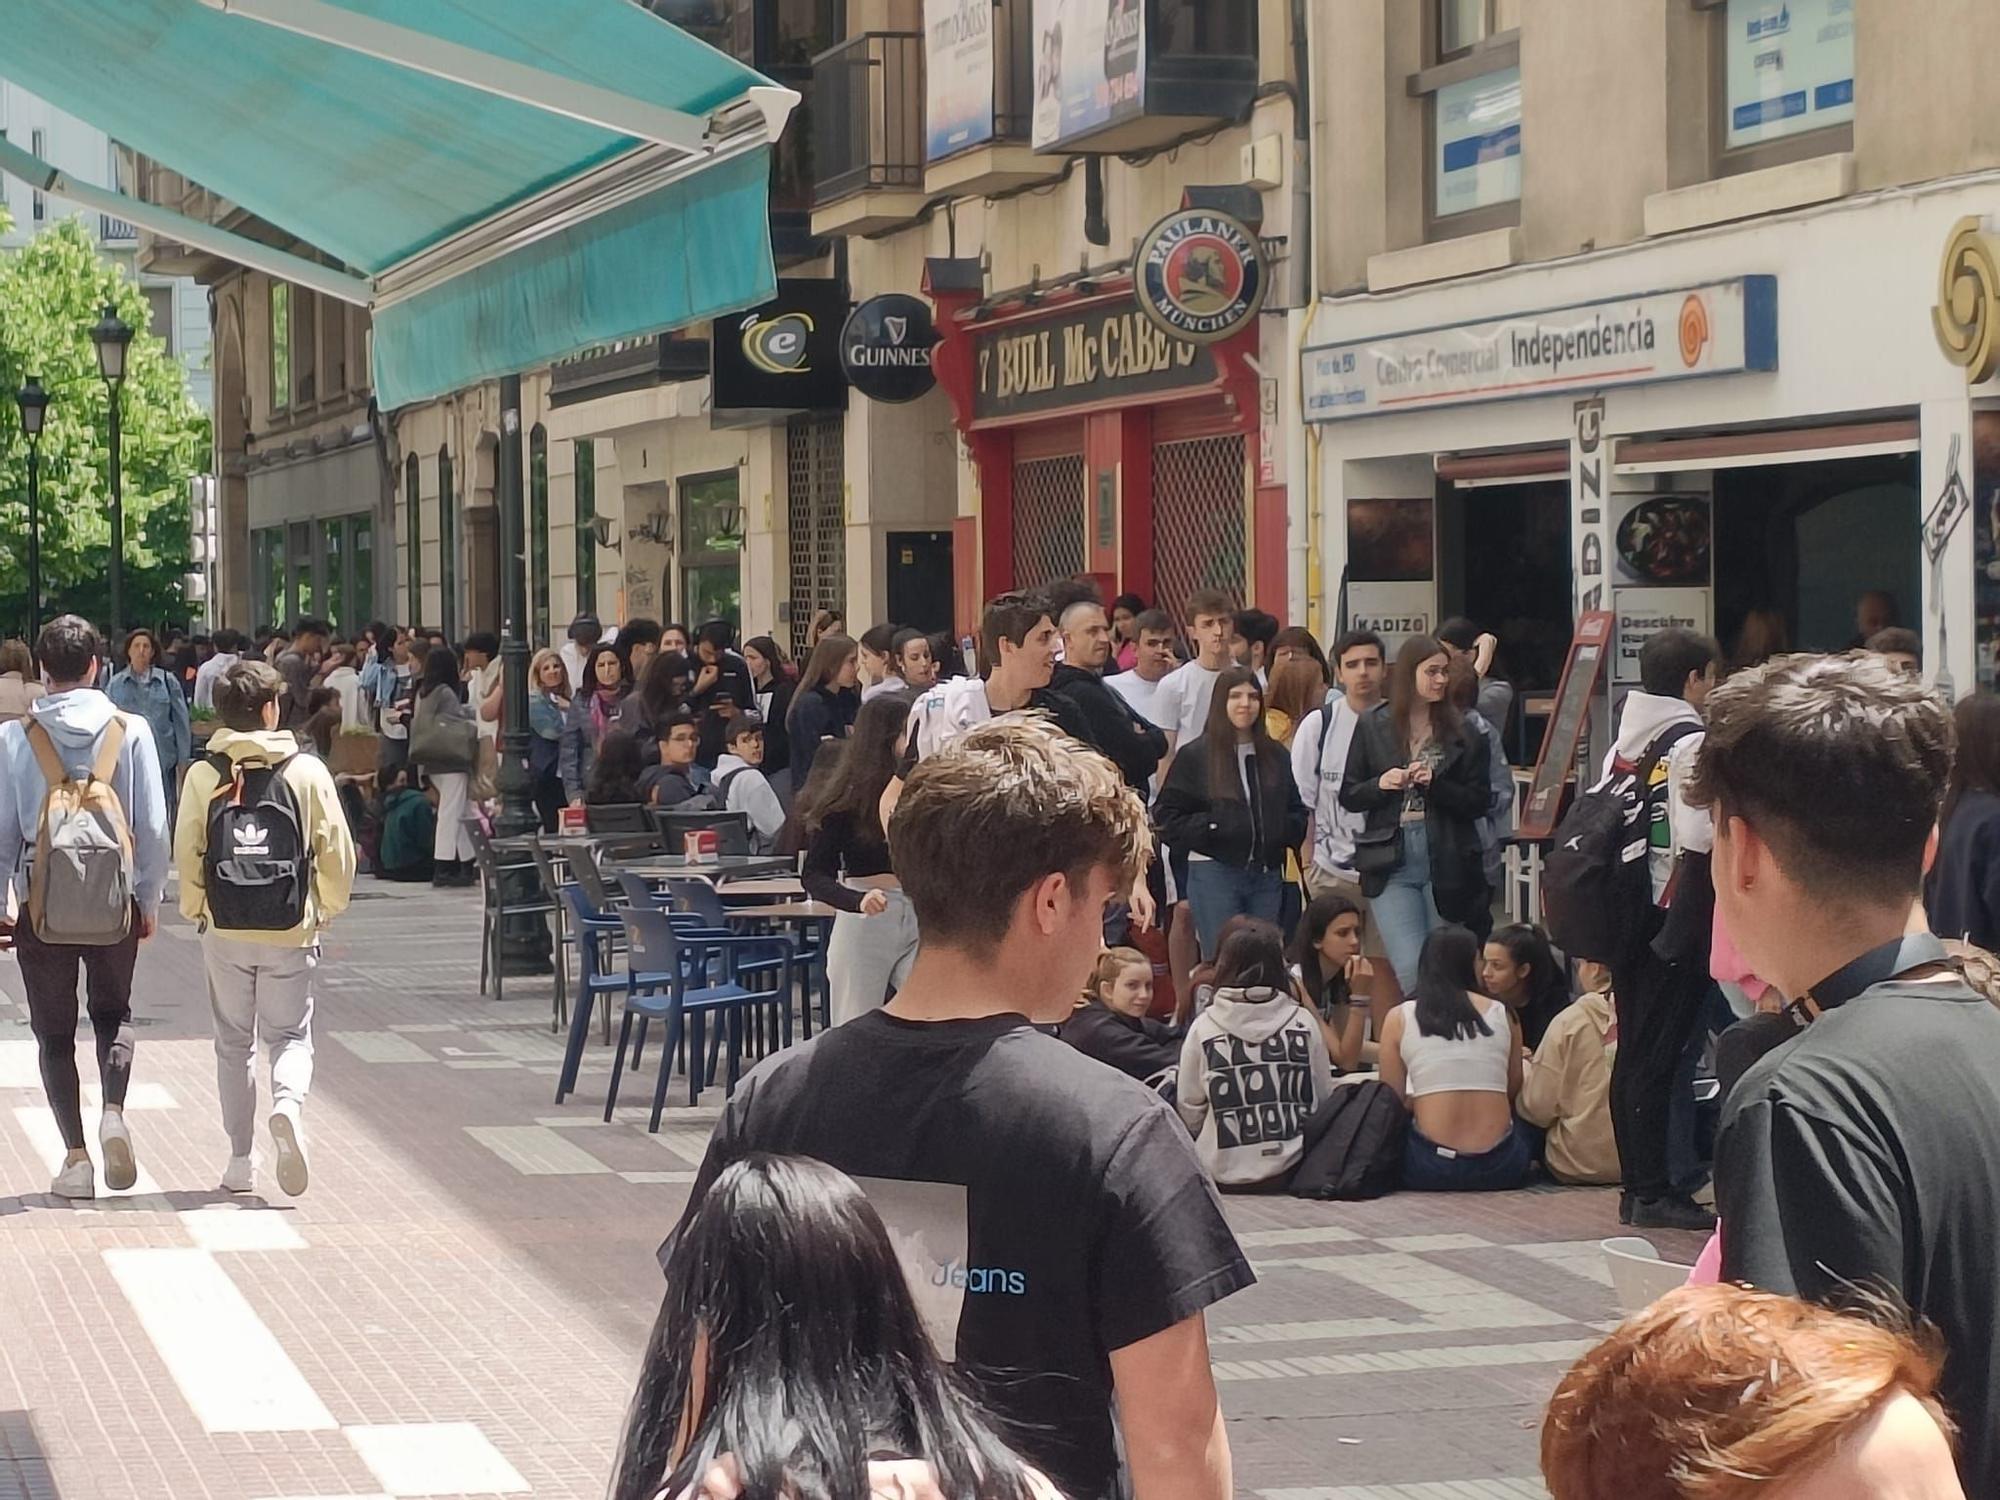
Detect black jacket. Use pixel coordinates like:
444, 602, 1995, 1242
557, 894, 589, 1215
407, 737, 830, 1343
1047, 663, 1167, 792
1931, 789, 2000, 951
1153, 735, 1308, 872
1338, 703, 1490, 914
690, 650, 757, 767
787, 685, 858, 785
1059, 1001, 1182, 1084
754, 673, 798, 774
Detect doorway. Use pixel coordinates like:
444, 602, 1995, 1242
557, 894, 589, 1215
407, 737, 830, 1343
888, 530, 954, 633
1438, 479, 1573, 703
1712, 454, 1920, 665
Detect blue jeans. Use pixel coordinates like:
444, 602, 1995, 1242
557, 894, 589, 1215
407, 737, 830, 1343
1185, 861, 1284, 959
1372, 822, 1444, 991
1403, 1119, 1532, 1192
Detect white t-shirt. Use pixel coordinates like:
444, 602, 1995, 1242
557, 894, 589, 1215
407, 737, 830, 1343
1292, 694, 1372, 879
1107, 669, 1174, 729
1153, 660, 1224, 748
905, 675, 996, 762
192, 651, 239, 712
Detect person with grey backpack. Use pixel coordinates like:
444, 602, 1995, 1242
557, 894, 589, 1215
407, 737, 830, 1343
0, 616, 169, 1200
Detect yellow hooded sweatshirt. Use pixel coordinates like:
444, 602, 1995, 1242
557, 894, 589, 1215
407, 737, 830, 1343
175, 728, 356, 946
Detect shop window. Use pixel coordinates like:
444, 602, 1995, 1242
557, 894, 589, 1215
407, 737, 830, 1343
405, 453, 422, 626
1713, 0, 1854, 176
253, 525, 286, 632
1151, 435, 1247, 626
786, 414, 846, 660
1011, 455, 1087, 592
529, 425, 550, 646
321, 518, 344, 632
680, 470, 744, 629
270, 283, 291, 414
574, 438, 598, 617
1415, 0, 1521, 235
437, 448, 457, 640
353, 513, 374, 628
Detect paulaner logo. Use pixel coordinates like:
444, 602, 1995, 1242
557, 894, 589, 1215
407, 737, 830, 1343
929, 1259, 1027, 1296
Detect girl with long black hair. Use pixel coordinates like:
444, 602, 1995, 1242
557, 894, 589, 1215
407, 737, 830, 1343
1378, 925, 1528, 1192
1480, 923, 1572, 1050
618, 649, 695, 766
1291, 891, 1373, 1072
740, 635, 797, 792
560, 641, 631, 804
801, 694, 919, 1026
410, 643, 480, 886
1930, 691, 2000, 950
1152, 667, 1308, 960
1338, 635, 1492, 992
614, 1154, 1051, 1500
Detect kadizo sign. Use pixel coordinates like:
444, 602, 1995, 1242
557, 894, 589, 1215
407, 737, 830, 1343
1303, 276, 1777, 421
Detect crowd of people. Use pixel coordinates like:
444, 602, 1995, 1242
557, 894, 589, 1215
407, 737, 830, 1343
13, 580, 2000, 1498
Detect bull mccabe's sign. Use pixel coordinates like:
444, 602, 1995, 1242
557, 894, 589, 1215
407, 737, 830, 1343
972, 298, 1217, 423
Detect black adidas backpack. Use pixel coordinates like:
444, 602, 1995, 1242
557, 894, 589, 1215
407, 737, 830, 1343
204, 752, 313, 931
1541, 721, 1700, 964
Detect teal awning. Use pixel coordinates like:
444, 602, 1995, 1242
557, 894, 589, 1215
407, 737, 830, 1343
0, 0, 792, 407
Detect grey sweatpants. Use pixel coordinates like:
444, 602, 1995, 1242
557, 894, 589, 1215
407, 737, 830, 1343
202, 934, 315, 1158
827, 890, 919, 1027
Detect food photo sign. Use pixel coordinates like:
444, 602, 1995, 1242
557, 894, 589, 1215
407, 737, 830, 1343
1610, 490, 1712, 683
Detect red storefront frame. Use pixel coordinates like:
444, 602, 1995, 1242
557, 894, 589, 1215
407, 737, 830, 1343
924, 267, 1282, 635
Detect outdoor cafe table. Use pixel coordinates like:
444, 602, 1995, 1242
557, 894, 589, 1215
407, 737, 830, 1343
720, 901, 840, 1040
612, 854, 796, 882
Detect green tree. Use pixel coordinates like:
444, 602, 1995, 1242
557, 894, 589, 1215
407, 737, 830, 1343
0, 211, 210, 637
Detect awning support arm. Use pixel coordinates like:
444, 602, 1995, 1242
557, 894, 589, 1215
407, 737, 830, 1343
196, 0, 718, 155
0, 137, 375, 307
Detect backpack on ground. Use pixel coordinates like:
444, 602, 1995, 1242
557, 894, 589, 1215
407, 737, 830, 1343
1288, 1080, 1407, 1200
203, 750, 313, 931
26, 718, 136, 946
1542, 721, 1700, 964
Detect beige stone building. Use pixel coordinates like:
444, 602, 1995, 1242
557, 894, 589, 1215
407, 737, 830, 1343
1301, 0, 2000, 754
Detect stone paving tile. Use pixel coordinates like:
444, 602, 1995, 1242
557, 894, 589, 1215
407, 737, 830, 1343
0, 878, 1703, 1497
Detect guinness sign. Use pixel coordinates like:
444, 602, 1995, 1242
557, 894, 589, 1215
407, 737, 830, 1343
841, 294, 940, 403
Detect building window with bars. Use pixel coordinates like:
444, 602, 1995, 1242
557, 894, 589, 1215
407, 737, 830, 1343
1010, 454, 1087, 591
786, 414, 846, 660
1151, 434, 1247, 624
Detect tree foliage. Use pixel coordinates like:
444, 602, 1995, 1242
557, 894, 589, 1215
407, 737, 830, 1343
0, 210, 210, 635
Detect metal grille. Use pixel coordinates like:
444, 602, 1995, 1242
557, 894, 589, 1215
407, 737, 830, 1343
786, 413, 847, 660
1010, 455, 1086, 591
1152, 435, 1247, 621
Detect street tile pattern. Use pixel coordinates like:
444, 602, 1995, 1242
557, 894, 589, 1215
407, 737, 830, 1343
0, 880, 1707, 1498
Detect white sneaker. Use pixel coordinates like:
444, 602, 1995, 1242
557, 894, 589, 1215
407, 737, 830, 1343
51, 1157, 94, 1200
99, 1110, 137, 1192
270, 1108, 308, 1198
221, 1156, 255, 1194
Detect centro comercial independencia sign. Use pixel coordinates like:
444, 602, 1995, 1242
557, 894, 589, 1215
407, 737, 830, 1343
1302, 276, 1777, 421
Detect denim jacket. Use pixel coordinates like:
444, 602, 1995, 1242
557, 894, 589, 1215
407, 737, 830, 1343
106, 665, 192, 770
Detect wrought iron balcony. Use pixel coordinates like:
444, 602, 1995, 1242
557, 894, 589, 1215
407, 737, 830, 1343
812, 31, 924, 206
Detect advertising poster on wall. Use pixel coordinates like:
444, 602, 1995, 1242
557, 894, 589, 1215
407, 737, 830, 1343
1725, 0, 1855, 150
1031, 0, 1145, 150
925, 0, 995, 160
1610, 492, 1712, 587
1614, 589, 1712, 684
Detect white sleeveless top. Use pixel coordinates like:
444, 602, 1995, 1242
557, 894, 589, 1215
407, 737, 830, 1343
1396, 997, 1513, 1096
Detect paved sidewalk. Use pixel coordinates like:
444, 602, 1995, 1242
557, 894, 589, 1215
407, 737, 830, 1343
0, 881, 1703, 1500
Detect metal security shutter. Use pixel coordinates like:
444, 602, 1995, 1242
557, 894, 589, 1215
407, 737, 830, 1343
1011, 453, 1086, 591
1152, 434, 1247, 621
786, 413, 847, 660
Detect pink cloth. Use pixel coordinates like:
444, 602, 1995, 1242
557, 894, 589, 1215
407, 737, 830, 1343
1687, 1226, 1724, 1286
1711, 909, 1771, 1005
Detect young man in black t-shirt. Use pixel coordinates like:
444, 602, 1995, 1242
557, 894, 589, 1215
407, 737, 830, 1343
662, 718, 1250, 1500
1696, 653, 2000, 1498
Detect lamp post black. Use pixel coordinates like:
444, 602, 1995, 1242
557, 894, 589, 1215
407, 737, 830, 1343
15, 376, 48, 638
91, 305, 132, 632
493, 372, 550, 976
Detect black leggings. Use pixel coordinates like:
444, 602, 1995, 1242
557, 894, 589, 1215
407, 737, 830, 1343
17, 914, 139, 1151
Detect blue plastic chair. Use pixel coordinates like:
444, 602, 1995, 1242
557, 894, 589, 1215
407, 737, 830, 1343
610, 908, 794, 1128
555, 883, 628, 1105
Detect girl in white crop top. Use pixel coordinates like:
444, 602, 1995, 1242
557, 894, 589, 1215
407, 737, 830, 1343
1379, 926, 1524, 1165
1395, 995, 1515, 1096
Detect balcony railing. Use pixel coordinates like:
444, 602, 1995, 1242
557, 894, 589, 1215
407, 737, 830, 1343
100, 214, 138, 243
812, 31, 923, 204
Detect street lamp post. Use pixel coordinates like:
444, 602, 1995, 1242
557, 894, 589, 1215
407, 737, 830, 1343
91, 305, 132, 632
15, 377, 48, 638
493, 372, 550, 977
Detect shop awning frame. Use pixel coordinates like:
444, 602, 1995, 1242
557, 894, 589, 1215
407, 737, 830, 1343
0, 0, 799, 407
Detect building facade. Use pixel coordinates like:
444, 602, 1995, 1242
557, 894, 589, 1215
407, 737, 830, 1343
1301, 0, 2000, 764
